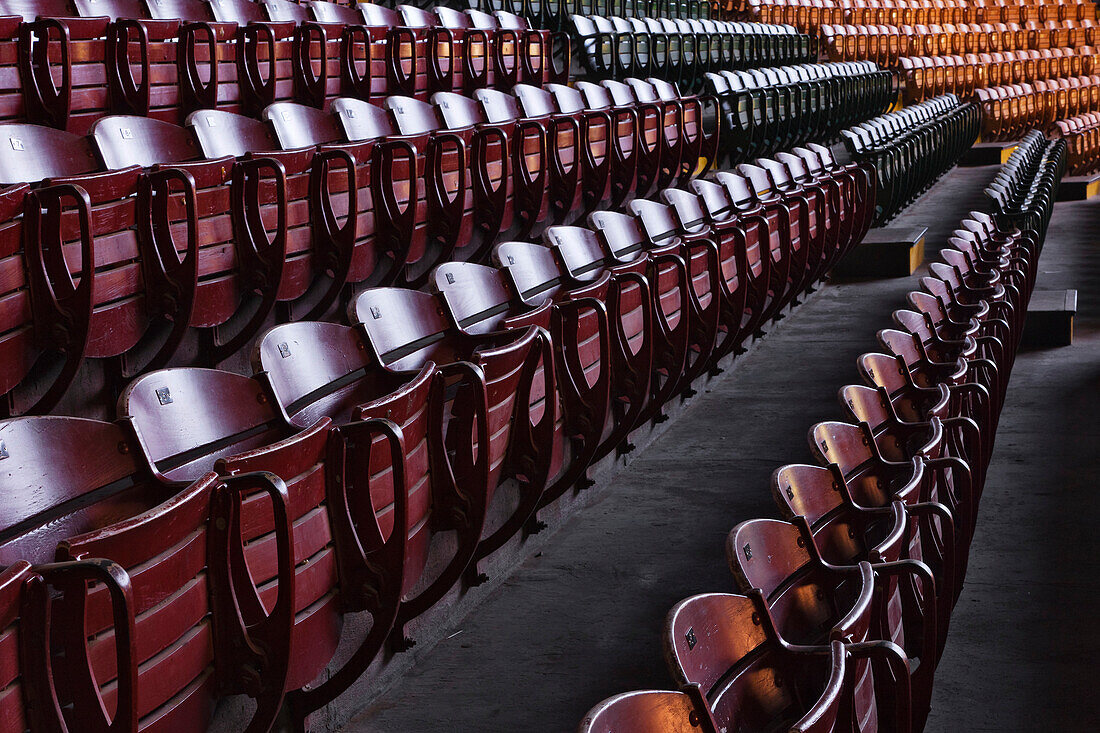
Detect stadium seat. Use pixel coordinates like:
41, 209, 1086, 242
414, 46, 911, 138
0, 122, 228, 399
727, 518, 914, 732
347, 285, 557, 576
586, 209, 698, 421
429, 258, 605, 502
0, 414, 296, 731
578, 688, 721, 733
664, 593, 849, 731
118, 367, 352, 723
252, 317, 542, 715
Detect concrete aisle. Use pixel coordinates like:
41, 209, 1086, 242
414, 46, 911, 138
344, 165, 1096, 732
924, 193, 1100, 731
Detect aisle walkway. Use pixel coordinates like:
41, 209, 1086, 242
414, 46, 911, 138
344, 166, 1096, 732
924, 191, 1100, 730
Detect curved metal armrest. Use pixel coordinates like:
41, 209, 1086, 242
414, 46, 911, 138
30, 559, 138, 733
845, 639, 913, 733
209, 470, 295, 718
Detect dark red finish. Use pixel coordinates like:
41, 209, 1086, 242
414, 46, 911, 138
665, 592, 849, 733
495, 236, 636, 463
0, 415, 293, 732
578, 688, 720, 733
628, 198, 721, 389
90, 114, 289, 363
428, 259, 582, 510
587, 209, 692, 423
118, 367, 343, 715
727, 517, 913, 733
348, 287, 550, 604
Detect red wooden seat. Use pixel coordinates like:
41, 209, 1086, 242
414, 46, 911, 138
802, 141, 876, 243
476, 87, 560, 233
495, 236, 642, 461
587, 209, 693, 421
466, 9, 533, 87
204, 0, 329, 113
774, 459, 940, 727
0, 171, 93, 415
261, 0, 346, 109
386, 94, 486, 264
648, 77, 719, 185
546, 82, 617, 215
0, 414, 294, 732
88, 114, 295, 359
143, 0, 250, 115
429, 258, 611, 504
737, 162, 813, 308
264, 100, 425, 293
398, 3, 481, 96
688, 176, 776, 344
666, 592, 849, 732
355, 2, 429, 100
869, 322, 993, 444
628, 198, 721, 388
940, 235, 1023, 335
659, 187, 753, 362
757, 156, 833, 294
576, 80, 655, 203
331, 96, 468, 286
348, 286, 551, 587
845, 366, 982, 528
917, 274, 1013, 380
713, 170, 797, 330
117, 365, 443, 728
628, 78, 696, 188
891, 299, 1003, 421
434, 90, 543, 244
544, 225, 655, 445
0, 561, 126, 731
252, 318, 513, 717
857, 343, 988, 481
511, 83, 589, 224
728, 517, 913, 733
191, 99, 442, 294
781, 149, 863, 265
0, 0, 114, 133
302, 0, 417, 103
0, 122, 211, 393
578, 688, 720, 733
602, 78, 682, 192
0, 427, 145, 732
435, 5, 518, 90
492, 9, 569, 88
65, 0, 217, 125
810, 418, 965, 642
893, 302, 1000, 424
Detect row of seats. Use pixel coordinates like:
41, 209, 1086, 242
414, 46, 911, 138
0, 144, 875, 731
842, 95, 980, 223
577, 128, 1065, 733
986, 128, 1065, 235
570, 15, 813, 86
704, 60, 894, 166
820, 20, 1099, 65
0, 76, 718, 416
899, 48, 1098, 103
0, 0, 569, 135
1052, 111, 1100, 174
477, 0, 721, 36
976, 75, 1100, 141
750, 0, 1098, 29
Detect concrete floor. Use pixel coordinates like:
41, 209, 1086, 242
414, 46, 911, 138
343, 166, 1100, 732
